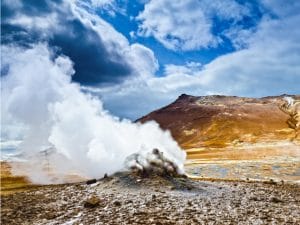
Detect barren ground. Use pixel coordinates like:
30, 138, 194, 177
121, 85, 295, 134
1, 170, 300, 225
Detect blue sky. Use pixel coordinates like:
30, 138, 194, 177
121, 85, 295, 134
99, 0, 263, 75
1, 0, 300, 119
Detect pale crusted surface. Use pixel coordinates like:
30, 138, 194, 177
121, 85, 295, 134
1, 172, 300, 225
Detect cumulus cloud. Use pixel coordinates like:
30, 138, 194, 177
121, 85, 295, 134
136, 0, 252, 51
1, 0, 158, 85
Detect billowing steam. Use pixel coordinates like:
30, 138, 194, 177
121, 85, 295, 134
284, 96, 295, 107
1, 44, 186, 184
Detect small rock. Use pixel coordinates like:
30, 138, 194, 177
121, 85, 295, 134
180, 174, 188, 179
113, 200, 122, 206
250, 196, 259, 201
44, 211, 58, 220
84, 196, 101, 208
152, 194, 156, 200
269, 179, 276, 184
86, 179, 97, 185
270, 196, 283, 203
187, 185, 193, 191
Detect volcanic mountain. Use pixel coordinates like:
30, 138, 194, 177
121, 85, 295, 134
138, 94, 300, 148
138, 94, 300, 181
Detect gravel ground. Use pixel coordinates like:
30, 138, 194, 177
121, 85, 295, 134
1, 172, 300, 225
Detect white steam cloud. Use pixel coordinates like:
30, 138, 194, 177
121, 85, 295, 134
284, 96, 295, 107
1, 44, 186, 183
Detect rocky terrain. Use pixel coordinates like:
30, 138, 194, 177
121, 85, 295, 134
1, 171, 300, 225
139, 94, 300, 182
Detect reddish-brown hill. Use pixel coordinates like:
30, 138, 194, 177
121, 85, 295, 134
138, 94, 300, 149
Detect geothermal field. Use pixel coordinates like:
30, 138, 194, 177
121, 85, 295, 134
1, 1, 300, 224
1, 94, 300, 224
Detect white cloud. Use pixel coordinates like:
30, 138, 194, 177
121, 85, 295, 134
128, 43, 159, 78
261, 0, 300, 17
136, 0, 250, 51
8, 13, 60, 38
164, 61, 202, 76
91, 0, 115, 7
89, 0, 127, 16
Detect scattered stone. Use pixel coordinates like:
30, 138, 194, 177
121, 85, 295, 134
113, 200, 122, 207
270, 196, 283, 203
86, 179, 97, 185
263, 179, 277, 185
84, 196, 101, 208
45, 212, 58, 220
249, 196, 259, 201
269, 179, 276, 184
186, 185, 193, 191
170, 186, 176, 190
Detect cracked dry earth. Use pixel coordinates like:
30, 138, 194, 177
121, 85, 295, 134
1, 172, 300, 225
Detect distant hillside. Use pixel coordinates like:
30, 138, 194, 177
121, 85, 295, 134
138, 94, 300, 149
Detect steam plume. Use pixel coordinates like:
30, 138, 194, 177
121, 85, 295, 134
284, 96, 294, 107
1, 44, 186, 183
